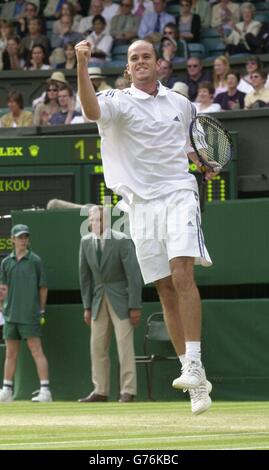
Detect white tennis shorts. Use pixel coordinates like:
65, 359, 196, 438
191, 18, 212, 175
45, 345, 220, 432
128, 189, 212, 284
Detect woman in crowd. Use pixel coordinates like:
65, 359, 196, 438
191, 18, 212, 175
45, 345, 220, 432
33, 81, 60, 125
0, 20, 14, 70
52, 2, 82, 34
1, 36, 25, 70
213, 54, 230, 97
194, 81, 222, 113
0, 90, 33, 128
223, 2, 261, 55
24, 43, 51, 70
237, 56, 263, 94
56, 41, 77, 69
214, 72, 245, 110
159, 35, 187, 64
177, 0, 201, 43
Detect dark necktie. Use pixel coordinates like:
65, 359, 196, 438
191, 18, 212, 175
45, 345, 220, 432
154, 14, 161, 33
96, 238, 102, 265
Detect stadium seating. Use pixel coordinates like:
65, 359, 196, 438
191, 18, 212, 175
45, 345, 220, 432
135, 312, 177, 400
187, 42, 205, 58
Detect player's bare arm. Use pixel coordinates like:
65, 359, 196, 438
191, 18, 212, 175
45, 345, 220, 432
75, 40, 101, 121
188, 151, 219, 181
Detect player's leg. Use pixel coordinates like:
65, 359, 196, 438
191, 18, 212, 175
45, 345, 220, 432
27, 336, 52, 402
155, 275, 185, 356
0, 338, 20, 402
169, 257, 212, 413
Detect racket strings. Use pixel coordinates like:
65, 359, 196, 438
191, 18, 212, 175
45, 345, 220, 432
192, 117, 232, 168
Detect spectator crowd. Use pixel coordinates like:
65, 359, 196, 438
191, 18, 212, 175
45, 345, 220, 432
0, 0, 269, 127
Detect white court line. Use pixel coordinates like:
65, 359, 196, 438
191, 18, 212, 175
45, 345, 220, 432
0, 431, 269, 448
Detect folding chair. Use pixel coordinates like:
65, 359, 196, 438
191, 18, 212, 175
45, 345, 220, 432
136, 312, 177, 400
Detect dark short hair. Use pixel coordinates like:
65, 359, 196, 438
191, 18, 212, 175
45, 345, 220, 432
227, 71, 240, 82
198, 81, 215, 95
7, 90, 24, 109
92, 15, 106, 25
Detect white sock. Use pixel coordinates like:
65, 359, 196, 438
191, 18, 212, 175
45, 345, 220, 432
178, 354, 186, 367
3, 380, 13, 391
185, 341, 201, 363
40, 380, 50, 390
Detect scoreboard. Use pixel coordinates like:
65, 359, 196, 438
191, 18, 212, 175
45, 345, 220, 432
0, 133, 237, 259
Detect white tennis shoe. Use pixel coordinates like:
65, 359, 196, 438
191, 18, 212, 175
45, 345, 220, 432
0, 388, 13, 403
189, 380, 212, 415
172, 360, 206, 390
32, 389, 52, 402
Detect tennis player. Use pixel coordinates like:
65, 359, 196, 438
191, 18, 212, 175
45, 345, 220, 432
75, 39, 214, 414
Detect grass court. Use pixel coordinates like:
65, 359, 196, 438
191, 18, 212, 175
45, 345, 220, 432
0, 401, 269, 450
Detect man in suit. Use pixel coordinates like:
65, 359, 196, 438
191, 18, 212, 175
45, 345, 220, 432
78, 205, 142, 403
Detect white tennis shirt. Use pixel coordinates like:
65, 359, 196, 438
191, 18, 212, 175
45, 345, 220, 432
87, 82, 198, 203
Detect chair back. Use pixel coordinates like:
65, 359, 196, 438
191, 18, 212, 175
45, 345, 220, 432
146, 312, 170, 342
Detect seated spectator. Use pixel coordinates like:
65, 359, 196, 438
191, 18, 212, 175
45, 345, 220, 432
110, 0, 140, 46
88, 66, 112, 92
1, 36, 25, 70
132, 0, 154, 18
33, 81, 60, 125
43, 0, 79, 18
163, 22, 179, 41
138, 0, 175, 42
157, 58, 177, 88
245, 21, 269, 55
244, 70, 269, 109
194, 81, 222, 113
211, 0, 240, 35
0, 1, 38, 21
115, 76, 129, 89
75, 66, 111, 112
171, 81, 189, 98
52, 2, 82, 33
78, 0, 105, 35
176, 0, 201, 43
0, 20, 14, 69
85, 15, 113, 63
159, 35, 187, 64
213, 55, 230, 97
24, 43, 51, 69
50, 13, 83, 49
21, 18, 50, 59
17, 2, 40, 37
237, 56, 263, 94
183, 56, 212, 101
214, 72, 245, 110
190, 0, 211, 29
222, 2, 261, 55
32, 71, 68, 108
0, 20, 14, 51
56, 41, 77, 69
0, 90, 33, 127
49, 84, 81, 124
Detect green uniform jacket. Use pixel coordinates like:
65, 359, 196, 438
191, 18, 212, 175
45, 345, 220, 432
79, 229, 142, 320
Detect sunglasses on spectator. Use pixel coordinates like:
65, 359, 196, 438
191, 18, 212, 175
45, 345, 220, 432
187, 64, 199, 68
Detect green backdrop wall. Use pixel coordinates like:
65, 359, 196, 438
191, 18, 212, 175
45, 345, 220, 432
1, 300, 269, 401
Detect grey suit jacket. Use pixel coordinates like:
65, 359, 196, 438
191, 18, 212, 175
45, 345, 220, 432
79, 229, 142, 320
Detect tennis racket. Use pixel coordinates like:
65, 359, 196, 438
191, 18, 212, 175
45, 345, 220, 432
189, 114, 233, 211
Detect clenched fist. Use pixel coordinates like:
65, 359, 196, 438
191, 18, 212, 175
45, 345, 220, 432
75, 40, 92, 65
